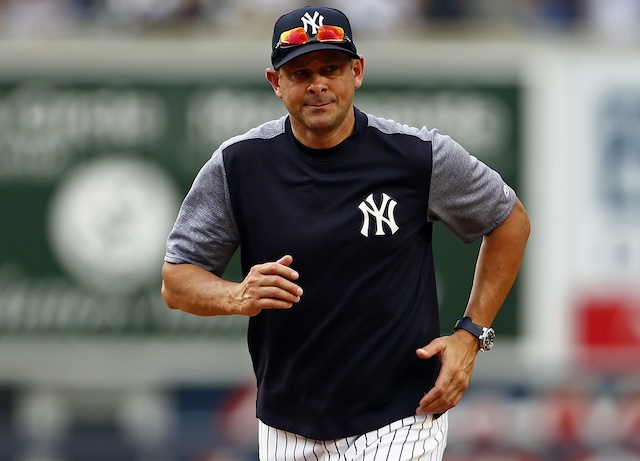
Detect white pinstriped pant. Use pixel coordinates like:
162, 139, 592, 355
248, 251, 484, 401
258, 413, 448, 461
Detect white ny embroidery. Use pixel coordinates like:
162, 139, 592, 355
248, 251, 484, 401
358, 193, 400, 237
300, 11, 324, 34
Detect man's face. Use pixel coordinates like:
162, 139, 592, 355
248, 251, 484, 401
266, 50, 364, 146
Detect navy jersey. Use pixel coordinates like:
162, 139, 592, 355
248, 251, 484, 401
165, 107, 516, 439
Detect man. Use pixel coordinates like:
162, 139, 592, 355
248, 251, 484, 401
162, 5, 530, 461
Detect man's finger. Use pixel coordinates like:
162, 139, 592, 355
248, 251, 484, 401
257, 256, 299, 281
416, 367, 455, 415
416, 340, 444, 360
276, 254, 293, 266
416, 388, 444, 415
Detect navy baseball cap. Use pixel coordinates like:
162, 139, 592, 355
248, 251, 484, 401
271, 6, 359, 69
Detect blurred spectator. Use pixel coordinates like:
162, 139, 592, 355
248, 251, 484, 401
0, 0, 72, 38
227, 0, 304, 22
101, 0, 184, 25
532, 384, 594, 460
526, 0, 582, 27
584, 0, 640, 42
69, 0, 104, 19
618, 386, 640, 452
324, 0, 422, 34
79, 0, 219, 28
3, 0, 639, 39
421, 0, 470, 19
448, 393, 515, 449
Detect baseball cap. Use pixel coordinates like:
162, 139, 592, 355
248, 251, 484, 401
271, 6, 359, 69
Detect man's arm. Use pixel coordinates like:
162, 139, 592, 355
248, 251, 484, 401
415, 197, 530, 415
161, 255, 304, 318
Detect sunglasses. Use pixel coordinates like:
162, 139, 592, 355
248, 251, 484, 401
275, 25, 351, 50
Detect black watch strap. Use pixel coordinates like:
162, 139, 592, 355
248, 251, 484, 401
454, 316, 495, 352
454, 316, 483, 337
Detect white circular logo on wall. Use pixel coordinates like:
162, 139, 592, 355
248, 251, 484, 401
48, 156, 180, 294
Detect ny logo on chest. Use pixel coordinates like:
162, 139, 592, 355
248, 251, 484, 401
358, 193, 400, 237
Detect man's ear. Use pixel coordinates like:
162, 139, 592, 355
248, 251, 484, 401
265, 68, 282, 98
353, 56, 365, 90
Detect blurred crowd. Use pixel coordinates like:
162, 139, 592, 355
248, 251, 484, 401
2, 377, 639, 461
0, 0, 639, 41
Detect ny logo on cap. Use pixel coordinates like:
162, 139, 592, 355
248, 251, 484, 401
301, 11, 324, 35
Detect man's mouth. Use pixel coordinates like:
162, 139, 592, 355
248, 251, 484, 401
306, 100, 332, 108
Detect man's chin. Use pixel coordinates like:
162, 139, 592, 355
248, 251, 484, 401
301, 113, 335, 129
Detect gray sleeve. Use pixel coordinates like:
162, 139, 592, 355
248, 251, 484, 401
427, 129, 516, 244
164, 149, 240, 276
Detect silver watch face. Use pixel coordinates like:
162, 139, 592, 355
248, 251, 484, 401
481, 328, 496, 351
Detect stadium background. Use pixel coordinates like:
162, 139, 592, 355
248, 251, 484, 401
1, 1, 640, 460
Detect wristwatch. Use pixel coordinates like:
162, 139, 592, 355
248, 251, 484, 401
454, 317, 495, 352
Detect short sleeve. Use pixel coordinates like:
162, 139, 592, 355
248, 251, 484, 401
427, 130, 516, 243
164, 149, 240, 276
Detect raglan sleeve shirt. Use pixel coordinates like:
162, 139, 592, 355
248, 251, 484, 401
165, 122, 516, 277
163, 114, 518, 440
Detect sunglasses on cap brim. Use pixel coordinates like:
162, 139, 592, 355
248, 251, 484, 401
275, 25, 351, 50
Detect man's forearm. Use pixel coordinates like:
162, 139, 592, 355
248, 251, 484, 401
161, 262, 240, 316
463, 198, 530, 326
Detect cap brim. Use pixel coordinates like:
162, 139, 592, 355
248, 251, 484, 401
272, 42, 360, 69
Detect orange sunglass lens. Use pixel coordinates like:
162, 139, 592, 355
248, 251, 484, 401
316, 25, 345, 41
280, 27, 309, 45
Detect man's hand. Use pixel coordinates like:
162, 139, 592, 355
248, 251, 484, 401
230, 255, 303, 317
161, 255, 302, 317
415, 330, 479, 415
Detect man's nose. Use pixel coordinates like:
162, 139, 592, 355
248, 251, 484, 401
307, 73, 328, 93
